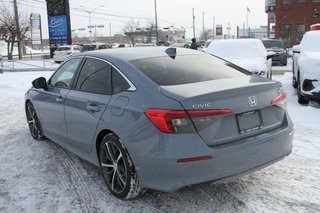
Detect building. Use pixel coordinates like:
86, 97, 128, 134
238, 26, 275, 39
265, 0, 276, 38
271, 0, 320, 47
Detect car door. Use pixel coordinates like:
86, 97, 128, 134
64, 57, 112, 152
36, 57, 83, 142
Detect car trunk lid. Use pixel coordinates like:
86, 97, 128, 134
160, 75, 286, 146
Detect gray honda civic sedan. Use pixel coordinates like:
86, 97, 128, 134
25, 47, 293, 199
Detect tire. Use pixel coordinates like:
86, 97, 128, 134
99, 133, 143, 199
269, 70, 272, 80
26, 102, 45, 140
297, 74, 309, 105
282, 59, 287, 66
292, 64, 298, 88
292, 77, 298, 88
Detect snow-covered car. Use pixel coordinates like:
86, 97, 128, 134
292, 30, 320, 104
53, 45, 81, 63
204, 39, 274, 79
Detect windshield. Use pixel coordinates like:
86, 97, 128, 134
130, 54, 248, 86
207, 40, 266, 59
262, 40, 285, 49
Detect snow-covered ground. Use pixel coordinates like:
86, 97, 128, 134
0, 71, 319, 212
0, 41, 50, 57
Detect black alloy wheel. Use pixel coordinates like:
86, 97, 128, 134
99, 134, 142, 199
26, 102, 44, 140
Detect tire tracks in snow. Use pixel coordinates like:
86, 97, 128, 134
44, 139, 161, 213
45, 140, 99, 213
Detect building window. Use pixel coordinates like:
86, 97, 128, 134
282, 0, 292, 3
297, 24, 305, 43
311, 0, 320, 2
281, 24, 291, 45
297, 0, 306, 2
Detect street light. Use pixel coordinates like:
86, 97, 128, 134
154, 0, 158, 45
80, 5, 104, 43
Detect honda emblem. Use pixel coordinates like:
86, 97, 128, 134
248, 96, 257, 107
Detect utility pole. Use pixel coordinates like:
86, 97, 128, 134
154, 0, 158, 45
202, 12, 205, 38
213, 17, 215, 39
109, 22, 112, 37
13, 0, 22, 59
227, 22, 231, 39
192, 8, 195, 38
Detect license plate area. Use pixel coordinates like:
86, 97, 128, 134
236, 110, 263, 134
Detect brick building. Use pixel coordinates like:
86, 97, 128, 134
274, 0, 320, 47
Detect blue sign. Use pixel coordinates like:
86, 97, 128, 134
48, 15, 68, 43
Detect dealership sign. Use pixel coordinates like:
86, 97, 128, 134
216, 25, 223, 36
48, 15, 68, 43
30, 13, 42, 46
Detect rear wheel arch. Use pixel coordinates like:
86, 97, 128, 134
96, 129, 114, 160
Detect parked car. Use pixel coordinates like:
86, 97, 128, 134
201, 39, 213, 52
170, 42, 191, 48
292, 30, 320, 104
26, 47, 293, 199
81, 43, 112, 52
262, 39, 288, 66
134, 43, 156, 47
204, 39, 274, 79
53, 45, 81, 63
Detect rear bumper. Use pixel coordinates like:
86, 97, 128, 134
127, 115, 293, 192
53, 55, 69, 62
272, 54, 287, 64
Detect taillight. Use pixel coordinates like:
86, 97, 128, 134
272, 91, 287, 109
144, 109, 233, 134
144, 109, 192, 133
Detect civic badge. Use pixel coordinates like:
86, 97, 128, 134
248, 96, 257, 107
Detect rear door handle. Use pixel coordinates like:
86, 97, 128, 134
56, 96, 64, 103
87, 103, 100, 112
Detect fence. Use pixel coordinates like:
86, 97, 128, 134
0, 59, 59, 72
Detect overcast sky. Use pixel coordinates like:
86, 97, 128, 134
2, 0, 268, 39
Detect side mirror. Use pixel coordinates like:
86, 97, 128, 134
266, 51, 275, 60
32, 77, 47, 89
292, 45, 301, 54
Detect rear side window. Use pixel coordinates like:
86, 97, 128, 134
130, 54, 248, 86
112, 69, 130, 94
76, 58, 112, 95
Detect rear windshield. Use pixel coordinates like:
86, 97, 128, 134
57, 47, 71, 51
130, 54, 248, 86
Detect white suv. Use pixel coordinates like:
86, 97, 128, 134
292, 30, 320, 104
53, 45, 81, 63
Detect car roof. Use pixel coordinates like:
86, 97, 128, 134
78, 47, 204, 62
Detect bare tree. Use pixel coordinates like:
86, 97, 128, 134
200, 29, 212, 41
123, 19, 140, 46
0, 5, 29, 60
